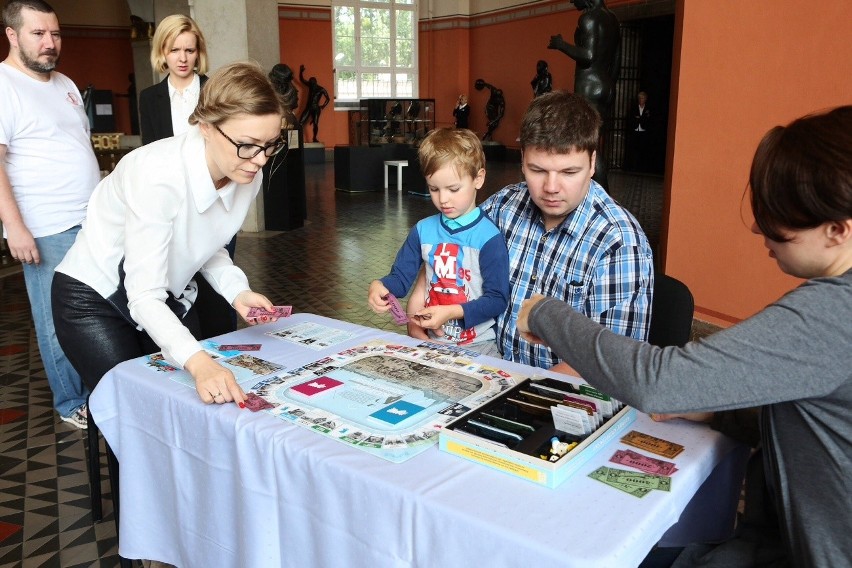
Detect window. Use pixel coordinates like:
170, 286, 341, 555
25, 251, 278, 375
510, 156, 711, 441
332, 0, 418, 102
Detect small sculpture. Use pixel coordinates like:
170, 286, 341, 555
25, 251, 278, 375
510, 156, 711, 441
298, 65, 331, 144
406, 99, 422, 140
269, 63, 298, 128
474, 79, 505, 142
531, 60, 553, 98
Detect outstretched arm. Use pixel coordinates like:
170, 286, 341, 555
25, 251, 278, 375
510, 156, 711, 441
298, 65, 308, 86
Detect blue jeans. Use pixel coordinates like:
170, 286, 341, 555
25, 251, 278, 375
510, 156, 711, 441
21, 225, 89, 416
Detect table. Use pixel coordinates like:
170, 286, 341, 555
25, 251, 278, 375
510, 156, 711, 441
90, 314, 748, 568
384, 159, 408, 191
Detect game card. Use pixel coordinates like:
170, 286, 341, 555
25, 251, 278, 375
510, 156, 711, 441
243, 392, 275, 412
385, 293, 409, 324
290, 376, 344, 397
218, 344, 262, 351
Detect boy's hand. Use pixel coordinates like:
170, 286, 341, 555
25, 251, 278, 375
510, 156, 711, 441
368, 280, 391, 313
413, 304, 463, 330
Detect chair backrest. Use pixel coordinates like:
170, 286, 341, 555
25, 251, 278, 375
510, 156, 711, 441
648, 273, 694, 347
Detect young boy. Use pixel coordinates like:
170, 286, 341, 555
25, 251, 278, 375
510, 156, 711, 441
368, 128, 509, 355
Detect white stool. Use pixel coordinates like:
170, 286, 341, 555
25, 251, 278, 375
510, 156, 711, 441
383, 160, 408, 191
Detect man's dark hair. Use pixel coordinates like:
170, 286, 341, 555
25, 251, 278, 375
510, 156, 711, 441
3, 0, 56, 32
520, 90, 601, 156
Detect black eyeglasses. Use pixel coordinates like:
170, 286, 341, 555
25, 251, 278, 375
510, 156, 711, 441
214, 125, 286, 159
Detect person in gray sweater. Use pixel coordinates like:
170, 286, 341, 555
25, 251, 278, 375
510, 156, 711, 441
517, 105, 852, 568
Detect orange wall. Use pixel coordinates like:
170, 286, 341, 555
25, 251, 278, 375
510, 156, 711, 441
663, 0, 852, 325
419, 23, 470, 129
279, 8, 346, 146
467, 10, 579, 146
1, 27, 134, 134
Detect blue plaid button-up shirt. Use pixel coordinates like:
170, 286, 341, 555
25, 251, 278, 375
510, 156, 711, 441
480, 180, 653, 368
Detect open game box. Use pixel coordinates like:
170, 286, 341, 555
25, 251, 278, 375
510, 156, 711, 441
439, 376, 636, 488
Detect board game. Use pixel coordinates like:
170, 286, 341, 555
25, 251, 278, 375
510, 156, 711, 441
141, 336, 527, 463
253, 340, 525, 462
439, 376, 636, 487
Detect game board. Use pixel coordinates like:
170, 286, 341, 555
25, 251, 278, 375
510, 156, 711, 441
253, 340, 525, 462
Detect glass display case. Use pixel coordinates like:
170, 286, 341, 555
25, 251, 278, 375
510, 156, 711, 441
360, 98, 435, 146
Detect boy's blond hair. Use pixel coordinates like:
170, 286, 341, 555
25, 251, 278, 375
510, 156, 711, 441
418, 128, 486, 180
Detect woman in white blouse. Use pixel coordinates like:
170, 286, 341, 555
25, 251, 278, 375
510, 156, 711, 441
52, 62, 286, 407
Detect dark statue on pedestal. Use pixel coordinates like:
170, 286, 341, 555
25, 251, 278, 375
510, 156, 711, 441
531, 60, 553, 98
298, 65, 330, 144
269, 63, 298, 128
474, 78, 505, 142
548, 0, 620, 187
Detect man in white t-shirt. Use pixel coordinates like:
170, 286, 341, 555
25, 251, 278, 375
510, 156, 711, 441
0, 0, 100, 428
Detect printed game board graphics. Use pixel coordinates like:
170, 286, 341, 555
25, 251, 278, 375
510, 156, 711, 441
256, 340, 524, 463
266, 321, 357, 350
275, 354, 485, 433
140, 341, 271, 388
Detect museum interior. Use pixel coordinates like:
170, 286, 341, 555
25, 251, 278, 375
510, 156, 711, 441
1, 0, 850, 566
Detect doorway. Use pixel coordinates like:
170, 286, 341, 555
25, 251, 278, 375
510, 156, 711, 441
605, 15, 675, 176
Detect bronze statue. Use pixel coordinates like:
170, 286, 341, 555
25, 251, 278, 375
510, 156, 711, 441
474, 79, 505, 142
531, 60, 553, 98
269, 63, 298, 127
548, 0, 620, 186
298, 65, 331, 144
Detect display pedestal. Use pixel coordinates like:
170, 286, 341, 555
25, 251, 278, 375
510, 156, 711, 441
334, 144, 428, 194
303, 142, 326, 164
334, 146, 386, 192
482, 141, 506, 162
263, 128, 306, 231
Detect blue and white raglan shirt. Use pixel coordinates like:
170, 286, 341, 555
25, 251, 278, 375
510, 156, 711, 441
380, 208, 510, 345
481, 180, 653, 368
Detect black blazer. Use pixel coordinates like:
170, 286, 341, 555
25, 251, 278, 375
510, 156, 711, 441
138, 74, 208, 145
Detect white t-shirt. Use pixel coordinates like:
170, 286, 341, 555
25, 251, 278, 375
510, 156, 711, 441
0, 63, 100, 238
57, 125, 260, 366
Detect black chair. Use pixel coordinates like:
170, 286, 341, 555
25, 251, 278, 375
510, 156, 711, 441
648, 273, 694, 348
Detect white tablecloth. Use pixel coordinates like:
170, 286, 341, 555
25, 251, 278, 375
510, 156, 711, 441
90, 314, 748, 568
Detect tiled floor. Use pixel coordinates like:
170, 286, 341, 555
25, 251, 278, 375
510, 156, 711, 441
0, 160, 666, 567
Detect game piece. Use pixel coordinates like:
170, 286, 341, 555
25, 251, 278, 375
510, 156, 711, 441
385, 293, 409, 324
244, 392, 275, 412
621, 430, 684, 459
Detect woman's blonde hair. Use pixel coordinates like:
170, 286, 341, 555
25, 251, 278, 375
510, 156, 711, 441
149, 14, 208, 75
189, 61, 284, 127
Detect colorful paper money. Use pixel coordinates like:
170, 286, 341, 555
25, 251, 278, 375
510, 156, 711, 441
610, 449, 678, 476
620, 430, 684, 459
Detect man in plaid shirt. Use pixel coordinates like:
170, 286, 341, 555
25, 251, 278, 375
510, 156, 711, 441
410, 91, 653, 374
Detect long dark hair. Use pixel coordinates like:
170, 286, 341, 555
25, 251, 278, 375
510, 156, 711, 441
750, 106, 852, 242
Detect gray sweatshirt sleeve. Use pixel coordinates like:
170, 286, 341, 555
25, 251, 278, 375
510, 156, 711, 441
527, 273, 852, 414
